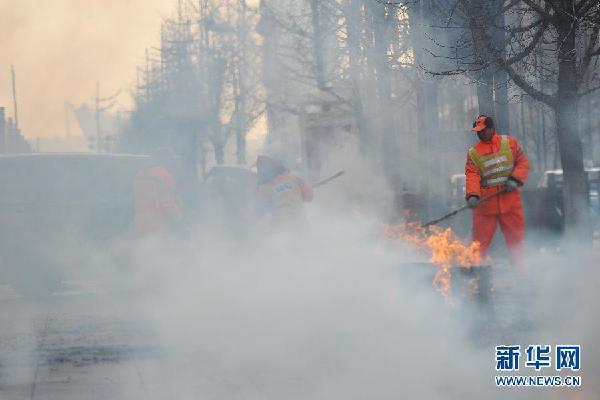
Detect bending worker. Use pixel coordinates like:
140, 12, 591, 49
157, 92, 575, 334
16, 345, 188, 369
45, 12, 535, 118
465, 115, 529, 271
256, 155, 313, 230
133, 147, 183, 238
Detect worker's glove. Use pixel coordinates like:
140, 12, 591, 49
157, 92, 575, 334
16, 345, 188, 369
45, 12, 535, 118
467, 196, 480, 209
505, 178, 519, 192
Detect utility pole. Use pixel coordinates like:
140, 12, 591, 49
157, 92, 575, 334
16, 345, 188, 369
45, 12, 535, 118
95, 81, 101, 153
11, 65, 19, 130
94, 82, 121, 153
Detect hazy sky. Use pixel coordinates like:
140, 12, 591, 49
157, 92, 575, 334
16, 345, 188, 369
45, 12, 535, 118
0, 0, 175, 138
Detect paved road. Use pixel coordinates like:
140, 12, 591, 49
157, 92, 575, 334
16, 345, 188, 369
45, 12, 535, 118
0, 281, 293, 400
0, 282, 163, 400
0, 260, 592, 400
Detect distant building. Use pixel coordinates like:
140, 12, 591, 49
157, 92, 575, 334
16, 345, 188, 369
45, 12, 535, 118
0, 106, 31, 154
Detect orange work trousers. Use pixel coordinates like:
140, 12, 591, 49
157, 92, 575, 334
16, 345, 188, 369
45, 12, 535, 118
472, 208, 525, 268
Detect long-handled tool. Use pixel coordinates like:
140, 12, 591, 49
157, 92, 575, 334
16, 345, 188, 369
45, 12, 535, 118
312, 170, 345, 188
422, 188, 507, 228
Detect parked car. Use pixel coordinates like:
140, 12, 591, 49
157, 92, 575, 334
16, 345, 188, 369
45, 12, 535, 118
537, 168, 600, 214
197, 165, 258, 237
521, 167, 600, 238
0, 153, 151, 296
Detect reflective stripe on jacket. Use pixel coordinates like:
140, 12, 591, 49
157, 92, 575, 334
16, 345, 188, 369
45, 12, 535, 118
258, 171, 313, 211
468, 135, 514, 187
465, 133, 529, 215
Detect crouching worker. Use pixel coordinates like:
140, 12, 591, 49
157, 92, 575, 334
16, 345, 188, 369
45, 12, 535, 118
256, 155, 313, 232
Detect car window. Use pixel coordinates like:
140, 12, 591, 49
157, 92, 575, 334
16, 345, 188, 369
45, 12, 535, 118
204, 168, 256, 197
548, 174, 563, 187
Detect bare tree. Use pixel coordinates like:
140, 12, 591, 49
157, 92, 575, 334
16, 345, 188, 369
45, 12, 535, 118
421, 0, 600, 237
122, 0, 264, 169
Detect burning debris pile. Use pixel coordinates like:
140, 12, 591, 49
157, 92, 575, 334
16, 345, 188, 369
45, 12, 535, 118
383, 222, 485, 296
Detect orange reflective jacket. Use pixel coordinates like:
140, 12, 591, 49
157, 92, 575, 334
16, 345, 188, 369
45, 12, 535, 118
465, 133, 529, 215
257, 171, 313, 230
258, 171, 313, 212
133, 165, 182, 235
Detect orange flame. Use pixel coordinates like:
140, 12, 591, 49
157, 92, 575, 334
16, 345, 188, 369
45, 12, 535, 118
383, 221, 483, 297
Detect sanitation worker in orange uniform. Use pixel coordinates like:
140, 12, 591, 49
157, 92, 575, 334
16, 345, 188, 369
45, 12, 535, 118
256, 155, 313, 230
133, 148, 183, 238
465, 115, 529, 271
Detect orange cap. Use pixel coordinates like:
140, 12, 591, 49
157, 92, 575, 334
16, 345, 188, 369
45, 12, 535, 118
471, 115, 495, 132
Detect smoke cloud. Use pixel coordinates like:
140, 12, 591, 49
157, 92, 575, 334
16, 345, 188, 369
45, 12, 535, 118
0, 0, 173, 137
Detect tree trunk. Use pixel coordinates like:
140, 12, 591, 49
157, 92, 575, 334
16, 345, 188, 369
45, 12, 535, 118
309, 0, 326, 90
345, 0, 369, 154
415, 81, 431, 220
492, 0, 509, 133
367, 2, 404, 218
214, 141, 225, 165
469, 0, 499, 122
536, 104, 544, 173
520, 95, 526, 145
582, 94, 593, 163
235, 0, 248, 165
555, 22, 591, 238
421, 0, 441, 203
180, 126, 200, 209
493, 72, 509, 132
541, 106, 547, 171
368, 3, 396, 166
537, 43, 547, 171
477, 67, 494, 116
593, 94, 599, 165
411, 1, 439, 220
212, 124, 225, 165
236, 113, 247, 165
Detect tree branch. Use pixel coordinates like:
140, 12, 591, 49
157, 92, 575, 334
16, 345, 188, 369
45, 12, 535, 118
500, 59, 556, 107
578, 0, 599, 16
466, 5, 557, 107
505, 22, 548, 65
578, 83, 600, 96
579, 28, 600, 79
521, 0, 555, 21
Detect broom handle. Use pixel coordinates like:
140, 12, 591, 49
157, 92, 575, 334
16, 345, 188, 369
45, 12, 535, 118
422, 188, 507, 228
312, 171, 345, 188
